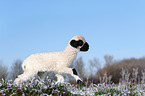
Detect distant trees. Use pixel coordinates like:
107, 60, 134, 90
0, 61, 8, 80
0, 59, 23, 81
72, 57, 85, 78
97, 57, 145, 84
72, 55, 145, 84
86, 58, 101, 78
72, 57, 101, 84
10, 59, 23, 80
104, 55, 115, 67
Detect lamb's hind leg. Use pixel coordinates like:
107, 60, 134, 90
14, 70, 37, 85
38, 72, 45, 80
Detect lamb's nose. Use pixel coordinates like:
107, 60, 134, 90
80, 42, 89, 51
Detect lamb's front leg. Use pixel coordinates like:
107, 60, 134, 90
62, 68, 83, 84
55, 74, 64, 84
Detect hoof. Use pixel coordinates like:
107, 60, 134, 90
14, 78, 21, 85
77, 80, 85, 86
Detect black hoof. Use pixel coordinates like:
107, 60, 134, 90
77, 80, 85, 86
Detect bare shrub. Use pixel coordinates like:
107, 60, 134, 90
71, 57, 100, 84
0, 61, 8, 80
104, 55, 114, 67
97, 58, 145, 84
10, 59, 23, 80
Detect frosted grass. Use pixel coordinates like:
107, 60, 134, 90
1, 68, 145, 95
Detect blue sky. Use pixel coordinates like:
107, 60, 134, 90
0, 0, 145, 69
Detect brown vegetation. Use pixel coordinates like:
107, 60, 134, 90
97, 58, 145, 83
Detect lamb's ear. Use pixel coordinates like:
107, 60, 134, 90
70, 40, 78, 48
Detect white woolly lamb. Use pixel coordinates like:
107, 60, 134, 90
14, 35, 89, 85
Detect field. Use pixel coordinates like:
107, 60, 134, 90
1, 76, 145, 96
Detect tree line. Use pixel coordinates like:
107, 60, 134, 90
0, 59, 23, 81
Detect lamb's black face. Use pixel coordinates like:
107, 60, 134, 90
70, 39, 89, 51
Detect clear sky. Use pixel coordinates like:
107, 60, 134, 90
0, 0, 145, 69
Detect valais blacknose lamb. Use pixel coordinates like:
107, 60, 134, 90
14, 35, 89, 85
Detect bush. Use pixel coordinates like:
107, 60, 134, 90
97, 58, 145, 83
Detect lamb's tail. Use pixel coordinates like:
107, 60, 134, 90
21, 62, 27, 71
21, 64, 25, 71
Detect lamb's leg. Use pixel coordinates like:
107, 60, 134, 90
14, 70, 36, 85
55, 74, 64, 84
61, 68, 83, 83
38, 72, 45, 79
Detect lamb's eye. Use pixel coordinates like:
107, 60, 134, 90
70, 40, 78, 48
78, 40, 83, 46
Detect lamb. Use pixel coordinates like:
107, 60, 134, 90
14, 35, 89, 85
